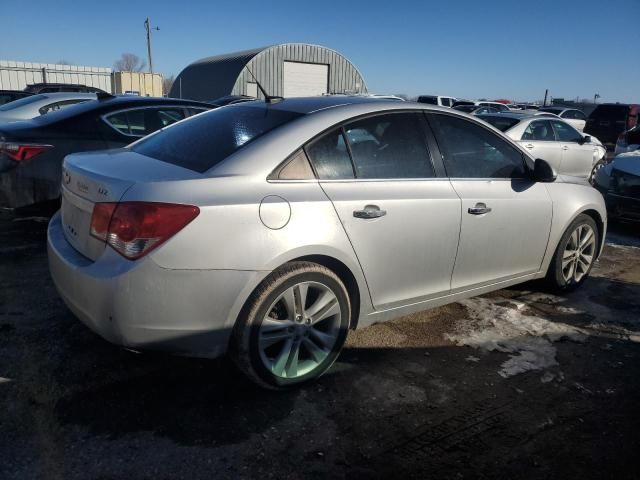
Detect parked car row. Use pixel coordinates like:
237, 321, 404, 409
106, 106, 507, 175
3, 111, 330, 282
0, 94, 215, 208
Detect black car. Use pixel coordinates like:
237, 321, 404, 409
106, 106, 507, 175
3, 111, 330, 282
615, 125, 640, 154
585, 103, 640, 146
0, 95, 215, 209
0, 90, 34, 106
24, 83, 107, 94
593, 152, 640, 221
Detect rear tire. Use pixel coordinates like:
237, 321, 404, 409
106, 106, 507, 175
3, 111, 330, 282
231, 261, 350, 389
546, 214, 599, 291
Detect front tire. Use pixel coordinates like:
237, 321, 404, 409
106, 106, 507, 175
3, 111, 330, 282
589, 158, 606, 185
546, 214, 599, 291
231, 261, 350, 389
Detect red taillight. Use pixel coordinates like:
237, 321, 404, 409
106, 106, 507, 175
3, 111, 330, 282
90, 202, 199, 260
0, 142, 52, 162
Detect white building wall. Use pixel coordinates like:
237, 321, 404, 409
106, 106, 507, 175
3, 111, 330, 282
0, 60, 113, 93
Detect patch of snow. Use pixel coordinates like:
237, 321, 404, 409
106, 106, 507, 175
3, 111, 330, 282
446, 297, 586, 378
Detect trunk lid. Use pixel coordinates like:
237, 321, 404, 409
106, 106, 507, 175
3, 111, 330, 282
61, 149, 202, 261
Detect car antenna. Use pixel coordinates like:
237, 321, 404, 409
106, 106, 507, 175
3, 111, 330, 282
244, 66, 283, 104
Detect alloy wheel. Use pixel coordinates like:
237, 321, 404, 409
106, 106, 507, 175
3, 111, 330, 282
258, 281, 342, 379
561, 224, 596, 282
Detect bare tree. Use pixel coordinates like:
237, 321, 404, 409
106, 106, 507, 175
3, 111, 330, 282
113, 53, 146, 72
57, 59, 73, 65
162, 75, 175, 96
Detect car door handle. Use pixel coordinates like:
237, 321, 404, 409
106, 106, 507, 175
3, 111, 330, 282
525, 144, 535, 149
562, 145, 569, 150
468, 203, 492, 215
353, 205, 387, 219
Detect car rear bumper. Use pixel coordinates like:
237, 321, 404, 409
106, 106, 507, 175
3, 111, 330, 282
47, 211, 267, 358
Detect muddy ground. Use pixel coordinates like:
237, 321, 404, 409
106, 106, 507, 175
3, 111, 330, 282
1, 217, 639, 480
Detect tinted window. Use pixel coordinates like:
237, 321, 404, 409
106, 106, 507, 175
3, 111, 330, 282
440, 98, 451, 107
551, 120, 583, 142
305, 129, 354, 180
429, 114, 526, 179
589, 105, 628, 121
343, 112, 434, 179
0, 94, 45, 111
275, 150, 315, 180
522, 120, 555, 141
418, 96, 438, 105
478, 115, 521, 132
132, 105, 303, 173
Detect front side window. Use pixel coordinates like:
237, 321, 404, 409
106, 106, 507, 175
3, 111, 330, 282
522, 120, 555, 141
305, 129, 354, 180
343, 112, 434, 179
429, 113, 526, 179
551, 120, 583, 142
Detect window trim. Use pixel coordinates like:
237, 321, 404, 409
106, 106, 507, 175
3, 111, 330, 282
426, 111, 532, 181
101, 105, 191, 138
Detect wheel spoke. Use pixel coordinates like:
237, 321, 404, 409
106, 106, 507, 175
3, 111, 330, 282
294, 283, 309, 315
284, 341, 301, 378
281, 287, 297, 319
303, 336, 327, 363
310, 327, 336, 349
580, 228, 594, 249
260, 323, 293, 349
307, 291, 339, 324
570, 230, 579, 250
272, 338, 294, 377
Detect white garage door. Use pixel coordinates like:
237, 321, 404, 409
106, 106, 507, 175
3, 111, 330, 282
283, 62, 328, 97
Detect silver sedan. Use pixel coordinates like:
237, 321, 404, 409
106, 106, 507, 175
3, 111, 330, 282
478, 112, 607, 181
48, 97, 606, 388
0, 92, 97, 122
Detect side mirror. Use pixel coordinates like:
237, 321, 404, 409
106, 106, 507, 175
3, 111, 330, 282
533, 158, 557, 182
582, 135, 591, 144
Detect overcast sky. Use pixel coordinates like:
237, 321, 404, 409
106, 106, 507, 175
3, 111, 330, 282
3, 0, 639, 102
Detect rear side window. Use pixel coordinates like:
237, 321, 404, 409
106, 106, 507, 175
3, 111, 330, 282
429, 113, 526, 179
305, 129, 354, 179
522, 120, 555, 141
343, 112, 434, 179
132, 105, 304, 173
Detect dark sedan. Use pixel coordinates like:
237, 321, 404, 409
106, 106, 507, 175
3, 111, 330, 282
0, 95, 215, 209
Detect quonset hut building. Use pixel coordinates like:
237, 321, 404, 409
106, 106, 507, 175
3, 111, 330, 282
169, 43, 367, 102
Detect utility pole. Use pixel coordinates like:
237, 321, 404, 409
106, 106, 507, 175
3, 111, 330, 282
594, 93, 600, 104
543, 89, 549, 107
144, 17, 159, 74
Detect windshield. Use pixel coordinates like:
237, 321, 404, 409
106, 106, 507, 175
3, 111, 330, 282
478, 115, 521, 132
131, 105, 305, 173
0, 94, 46, 111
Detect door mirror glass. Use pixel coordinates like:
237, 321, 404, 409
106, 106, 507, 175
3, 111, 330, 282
580, 135, 591, 144
533, 158, 556, 182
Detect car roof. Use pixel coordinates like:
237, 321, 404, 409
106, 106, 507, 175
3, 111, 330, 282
236, 95, 397, 114
29, 95, 217, 125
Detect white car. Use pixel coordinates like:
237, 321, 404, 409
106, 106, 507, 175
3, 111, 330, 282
478, 112, 607, 180
476, 101, 511, 112
417, 95, 456, 107
538, 107, 588, 131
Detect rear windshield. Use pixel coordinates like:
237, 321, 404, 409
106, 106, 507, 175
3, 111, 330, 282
0, 94, 45, 111
131, 105, 304, 173
590, 105, 628, 120
477, 115, 521, 132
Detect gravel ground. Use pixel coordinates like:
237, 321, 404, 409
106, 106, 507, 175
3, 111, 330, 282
0, 216, 639, 480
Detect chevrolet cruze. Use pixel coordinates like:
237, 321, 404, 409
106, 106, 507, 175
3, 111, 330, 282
47, 97, 606, 388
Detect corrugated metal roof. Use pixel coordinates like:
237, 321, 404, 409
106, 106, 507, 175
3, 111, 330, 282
170, 44, 367, 102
